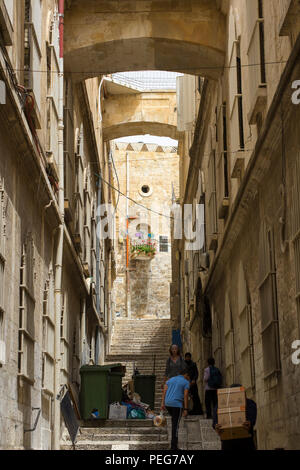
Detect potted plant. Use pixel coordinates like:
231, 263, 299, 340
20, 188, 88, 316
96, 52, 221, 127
130, 239, 157, 260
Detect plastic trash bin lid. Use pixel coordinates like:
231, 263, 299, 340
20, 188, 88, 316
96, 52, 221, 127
80, 364, 123, 373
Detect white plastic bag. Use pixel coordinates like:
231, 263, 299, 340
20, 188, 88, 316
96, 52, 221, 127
108, 402, 127, 420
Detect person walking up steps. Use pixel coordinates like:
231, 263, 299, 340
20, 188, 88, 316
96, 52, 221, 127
162, 344, 186, 390
161, 369, 191, 450
184, 352, 203, 415
204, 357, 222, 419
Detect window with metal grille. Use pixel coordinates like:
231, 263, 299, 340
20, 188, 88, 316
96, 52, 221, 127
159, 236, 169, 252
42, 274, 55, 395
24, 0, 42, 110
72, 323, 80, 385
246, 0, 267, 112
222, 103, 229, 197
60, 292, 70, 385
259, 224, 281, 378
238, 264, 255, 393
236, 42, 245, 150
212, 310, 222, 370
18, 234, 35, 383
208, 150, 218, 236
291, 152, 300, 333
0, 183, 5, 315
224, 294, 235, 386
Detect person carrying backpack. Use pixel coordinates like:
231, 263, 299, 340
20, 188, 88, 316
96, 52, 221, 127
203, 357, 222, 419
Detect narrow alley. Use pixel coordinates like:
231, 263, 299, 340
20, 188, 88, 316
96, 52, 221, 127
0, 0, 300, 453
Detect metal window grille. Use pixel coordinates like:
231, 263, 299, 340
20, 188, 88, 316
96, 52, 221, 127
18, 234, 35, 382
208, 150, 218, 236
259, 225, 281, 378
159, 236, 169, 252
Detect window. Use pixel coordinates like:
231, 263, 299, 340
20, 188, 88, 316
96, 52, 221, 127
139, 184, 153, 197
159, 236, 169, 253
291, 151, 300, 333
42, 273, 55, 395
216, 102, 229, 211
207, 150, 218, 243
259, 223, 281, 378
4, 0, 14, 24
238, 264, 255, 393
0, 182, 5, 313
64, 79, 75, 216
228, 8, 245, 154
60, 292, 70, 385
72, 323, 80, 385
246, 0, 267, 122
46, 15, 60, 168
91, 198, 97, 282
24, 0, 42, 112
18, 234, 35, 383
74, 126, 84, 251
224, 294, 235, 386
83, 167, 92, 273
212, 307, 222, 369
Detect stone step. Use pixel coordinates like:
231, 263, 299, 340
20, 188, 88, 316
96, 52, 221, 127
78, 419, 156, 428
78, 426, 167, 436
62, 441, 169, 450
68, 433, 166, 443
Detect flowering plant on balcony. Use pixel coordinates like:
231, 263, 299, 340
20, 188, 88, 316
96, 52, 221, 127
130, 239, 157, 258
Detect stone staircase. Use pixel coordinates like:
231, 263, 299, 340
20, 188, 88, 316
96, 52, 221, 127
61, 419, 169, 450
61, 417, 221, 451
106, 318, 172, 411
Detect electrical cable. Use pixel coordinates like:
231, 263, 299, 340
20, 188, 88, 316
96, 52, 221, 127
0, 59, 289, 75
94, 171, 175, 220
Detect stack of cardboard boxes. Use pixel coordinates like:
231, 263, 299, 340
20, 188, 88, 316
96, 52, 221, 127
217, 387, 250, 440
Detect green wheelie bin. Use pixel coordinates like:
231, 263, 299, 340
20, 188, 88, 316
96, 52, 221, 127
133, 374, 156, 410
79, 364, 125, 420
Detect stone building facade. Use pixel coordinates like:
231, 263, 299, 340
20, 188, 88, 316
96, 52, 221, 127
0, 0, 115, 449
172, 0, 300, 450
111, 142, 179, 320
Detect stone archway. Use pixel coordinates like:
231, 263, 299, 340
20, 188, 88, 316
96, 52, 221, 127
65, 0, 226, 81
102, 85, 180, 140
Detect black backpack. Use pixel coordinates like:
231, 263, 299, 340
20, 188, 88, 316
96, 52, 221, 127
207, 366, 222, 389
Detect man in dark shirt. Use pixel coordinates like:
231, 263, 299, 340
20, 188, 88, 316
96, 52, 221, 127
212, 383, 257, 450
184, 353, 203, 415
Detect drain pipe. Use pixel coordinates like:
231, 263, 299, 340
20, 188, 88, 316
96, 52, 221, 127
53, 0, 64, 451
126, 152, 131, 318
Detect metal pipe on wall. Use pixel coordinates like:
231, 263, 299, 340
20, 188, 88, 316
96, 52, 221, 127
126, 152, 131, 318
53, 0, 64, 451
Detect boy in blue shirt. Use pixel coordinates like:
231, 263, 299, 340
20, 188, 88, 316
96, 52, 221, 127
161, 368, 191, 450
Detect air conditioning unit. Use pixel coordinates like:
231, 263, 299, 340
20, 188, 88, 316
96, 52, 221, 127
0, 340, 6, 365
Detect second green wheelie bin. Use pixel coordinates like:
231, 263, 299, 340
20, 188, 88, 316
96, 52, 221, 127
79, 364, 124, 420
133, 374, 156, 410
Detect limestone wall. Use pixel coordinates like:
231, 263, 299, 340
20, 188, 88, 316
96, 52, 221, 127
112, 144, 179, 319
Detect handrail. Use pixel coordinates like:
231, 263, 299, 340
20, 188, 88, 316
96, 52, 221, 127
24, 407, 41, 433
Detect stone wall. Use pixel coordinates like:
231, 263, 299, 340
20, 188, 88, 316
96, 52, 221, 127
112, 143, 179, 319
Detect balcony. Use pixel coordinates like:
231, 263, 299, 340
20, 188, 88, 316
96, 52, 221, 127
130, 240, 157, 261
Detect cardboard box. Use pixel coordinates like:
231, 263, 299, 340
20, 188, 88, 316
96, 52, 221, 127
217, 406, 251, 441
217, 387, 246, 409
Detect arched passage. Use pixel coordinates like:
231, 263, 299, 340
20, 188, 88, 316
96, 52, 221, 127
65, 0, 226, 81
102, 87, 180, 141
